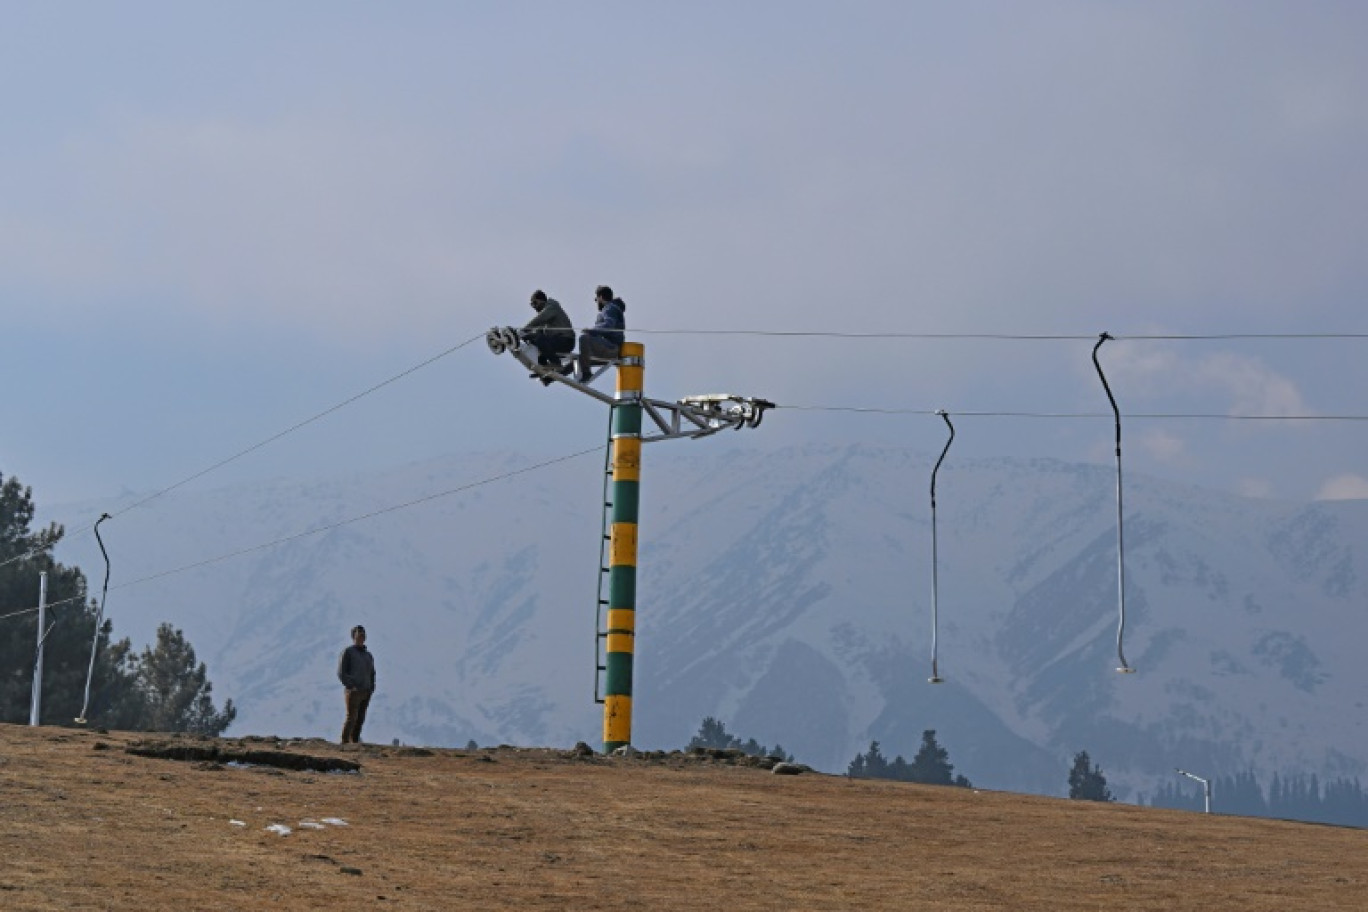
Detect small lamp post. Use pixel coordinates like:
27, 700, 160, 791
1175, 768, 1212, 814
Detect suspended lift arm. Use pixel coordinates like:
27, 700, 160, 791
486, 326, 773, 440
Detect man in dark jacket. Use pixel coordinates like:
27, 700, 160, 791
337, 625, 376, 744
576, 285, 626, 383
521, 290, 575, 379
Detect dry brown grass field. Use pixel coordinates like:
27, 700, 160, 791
2, 724, 1366, 910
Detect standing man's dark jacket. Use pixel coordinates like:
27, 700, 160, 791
337, 644, 376, 692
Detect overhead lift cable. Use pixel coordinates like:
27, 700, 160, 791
0, 589, 94, 622
1, 444, 605, 619
630, 329, 1368, 341
633, 330, 1098, 340
777, 405, 1368, 421
0, 332, 485, 574
106, 332, 487, 522
5, 325, 1358, 576
109, 444, 604, 592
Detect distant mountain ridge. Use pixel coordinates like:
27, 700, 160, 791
46, 444, 1367, 800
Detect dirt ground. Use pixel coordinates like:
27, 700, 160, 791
2, 724, 1366, 910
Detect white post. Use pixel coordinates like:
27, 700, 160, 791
30, 572, 48, 726
1175, 768, 1212, 814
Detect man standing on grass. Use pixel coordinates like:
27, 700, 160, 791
337, 625, 376, 744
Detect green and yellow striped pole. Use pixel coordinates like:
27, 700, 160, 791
604, 341, 644, 752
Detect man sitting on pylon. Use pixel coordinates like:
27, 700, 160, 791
576, 285, 626, 383
521, 289, 575, 385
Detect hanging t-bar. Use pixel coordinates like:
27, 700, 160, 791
75, 512, 113, 724
928, 410, 954, 684
1091, 333, 1135, 674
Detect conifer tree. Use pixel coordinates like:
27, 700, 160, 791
133, 624, 236, 735
1067, 751, 1114, 801
909, 730, 963, 786
848, 740, 890, 779
688, 716, 741, 750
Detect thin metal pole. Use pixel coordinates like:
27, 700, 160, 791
76, 513, 112, 724
30, 572, 48, 726
1091, 334, 1134, 674
929, 410, 954, 684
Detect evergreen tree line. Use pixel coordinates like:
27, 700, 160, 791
1148, 768, 1368, 828
681, 716, 1368, 833
687, 717, 795, 762
0, 473, 234, 735
678, 710, 1368, 833
847, 731, 973, 788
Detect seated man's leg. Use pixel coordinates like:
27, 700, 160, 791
536, 335, 577, 384
546, 331, 575, 362
522, 329, 552, 364
576, 334, 620, 381
524, 329, 575, 366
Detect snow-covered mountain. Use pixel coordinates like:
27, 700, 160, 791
47, 444, 1367, 800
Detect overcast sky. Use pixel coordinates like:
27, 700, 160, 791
3, 1, 1365, 532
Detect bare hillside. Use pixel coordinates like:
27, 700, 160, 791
2, 724, 1364, 910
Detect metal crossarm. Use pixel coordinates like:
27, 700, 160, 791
486, 327, 774, 439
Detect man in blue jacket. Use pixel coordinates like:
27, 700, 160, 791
576, 285, 626, 383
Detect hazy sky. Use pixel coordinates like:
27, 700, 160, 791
3, 1, 1365, 529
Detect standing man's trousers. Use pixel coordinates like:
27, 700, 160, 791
342, 689, 372, 744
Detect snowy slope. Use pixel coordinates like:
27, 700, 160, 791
47, 444, 1367, 799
